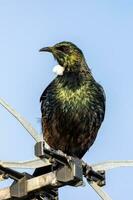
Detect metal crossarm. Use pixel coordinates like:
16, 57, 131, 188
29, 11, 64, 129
0, 142, 108, 200
0, 172, 57, 200
0, 156, 108, 200
0, 155, 84, 199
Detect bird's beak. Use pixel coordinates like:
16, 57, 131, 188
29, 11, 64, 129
39, 47, 53, 53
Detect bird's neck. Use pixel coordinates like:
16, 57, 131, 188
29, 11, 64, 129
62, 56, 91, 74
65, 59, 92, 76
56, 68, 93, 91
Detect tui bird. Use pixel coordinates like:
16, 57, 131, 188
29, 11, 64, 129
39, 41, 105, 159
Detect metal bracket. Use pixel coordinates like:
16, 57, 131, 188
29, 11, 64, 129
35, 141, 45, 157
82, 163, 105, 187
0, 165, 25, 181
34, 142, 105, 188
0, 165, 32, 198
35, 142, 84, 187
10, 176, 28, 198
56, 158, 83, 186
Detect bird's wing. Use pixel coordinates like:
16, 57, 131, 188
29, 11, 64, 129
40, 79, 58, 139
40, 80, 54, 102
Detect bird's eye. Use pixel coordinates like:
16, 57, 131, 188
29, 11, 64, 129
56, 46, 69, 53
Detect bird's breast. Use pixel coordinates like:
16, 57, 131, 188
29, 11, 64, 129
56, 83, 90, 108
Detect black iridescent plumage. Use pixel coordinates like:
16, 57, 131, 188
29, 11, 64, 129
40, 42, 105, 158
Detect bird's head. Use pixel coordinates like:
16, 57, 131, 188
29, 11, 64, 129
39, 41, 87, 73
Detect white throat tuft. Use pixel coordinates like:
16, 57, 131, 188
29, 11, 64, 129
53, 65, 65, 76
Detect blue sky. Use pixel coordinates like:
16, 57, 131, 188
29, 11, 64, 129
0, 1, 133, 199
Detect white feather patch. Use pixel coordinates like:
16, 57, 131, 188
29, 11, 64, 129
53, 65, 65, 76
